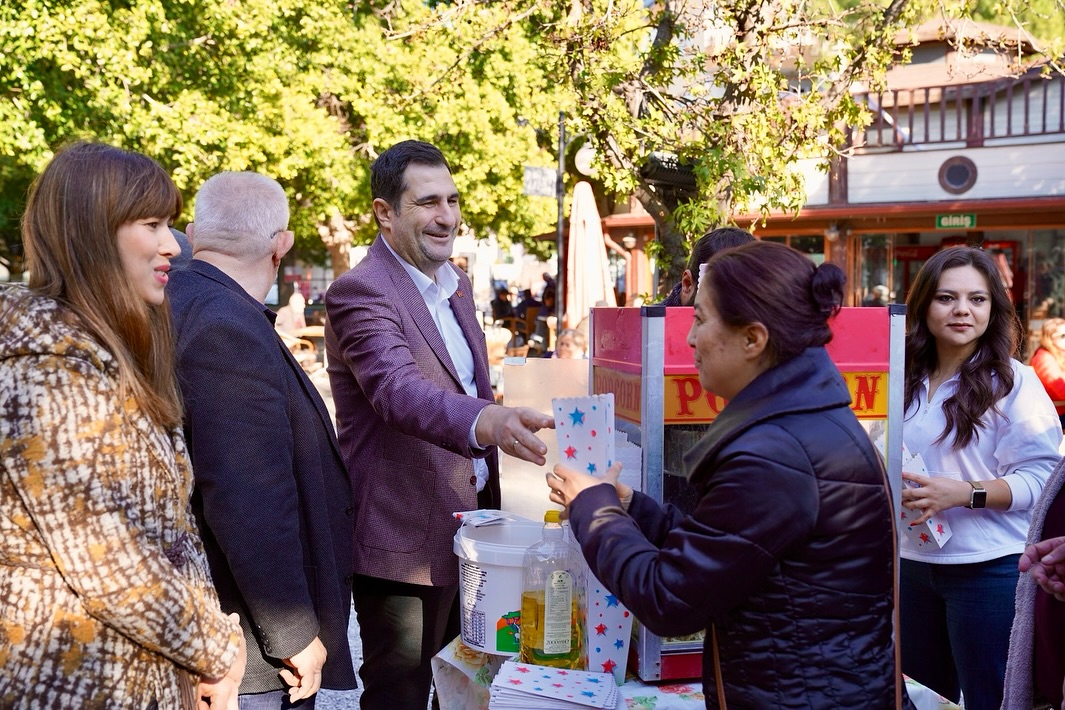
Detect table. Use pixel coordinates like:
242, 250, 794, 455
293, 325, 326, 367
431, 637, 702, 709
431, 637, 959, 709
293, 325, 325, 344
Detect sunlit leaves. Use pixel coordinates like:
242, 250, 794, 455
424, 0, 1058, 283
0, 0, 566, 274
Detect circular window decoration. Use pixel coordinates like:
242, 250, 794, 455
939, 156, 978, 195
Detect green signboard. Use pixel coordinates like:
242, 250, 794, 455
935, 213, 977, 229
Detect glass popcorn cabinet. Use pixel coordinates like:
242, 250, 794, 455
589, 304, 905, 681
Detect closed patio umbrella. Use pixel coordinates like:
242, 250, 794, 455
564, 181, 616, 331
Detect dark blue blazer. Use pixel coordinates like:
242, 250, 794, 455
169, 261, 356, 693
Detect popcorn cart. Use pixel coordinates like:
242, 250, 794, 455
589, 304, 906, 681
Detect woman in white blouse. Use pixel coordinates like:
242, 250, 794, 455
899, 246, 1062, 710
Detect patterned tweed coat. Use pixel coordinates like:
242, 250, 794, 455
0, 287, 241, 709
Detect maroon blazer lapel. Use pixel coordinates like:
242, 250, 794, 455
372, 238, 463, 390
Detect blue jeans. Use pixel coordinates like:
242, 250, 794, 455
238, 690, 316, 710
900, 555, 1020, 710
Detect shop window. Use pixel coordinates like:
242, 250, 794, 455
1031, 230, 1065, 320
857, 234, 892, 306
607, 250, 627, 306
893, 244, 936, 303
759, 235, 825, 265
789, 236, 825, 265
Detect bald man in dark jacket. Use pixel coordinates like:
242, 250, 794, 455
170, 171, 356, 707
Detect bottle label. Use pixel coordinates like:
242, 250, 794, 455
543, 570, 573, 655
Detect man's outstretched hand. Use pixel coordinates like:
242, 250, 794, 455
476, 405, 554, 465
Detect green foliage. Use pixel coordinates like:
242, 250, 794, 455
0, 0, 563, 277
0, 0, 356, 273
941, 0, 1065, 67
412, 0, 926, 283
826, 0, 1065, 63
420, 0, 1060, 284
1, 0, 1056, 283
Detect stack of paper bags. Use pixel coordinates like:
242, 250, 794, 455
552, 394, 634, 685
488, 660, 621, 709
900, 446, 952, 549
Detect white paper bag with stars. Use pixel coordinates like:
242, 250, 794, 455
551, 393, 632, 686
552, 394, 615, 478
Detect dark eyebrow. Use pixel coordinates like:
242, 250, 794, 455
935, 288, 989, 296
411, 190, 459, 204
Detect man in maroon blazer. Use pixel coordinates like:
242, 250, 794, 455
325, 140, 554, 709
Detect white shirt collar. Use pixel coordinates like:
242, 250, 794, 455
379, 234, 488, 491
381, 235, 459, 299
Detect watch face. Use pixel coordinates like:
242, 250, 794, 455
972, 489, 988, 509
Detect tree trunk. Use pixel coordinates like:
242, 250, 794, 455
329, 241, 351, 280
632, 185, 690, 296
316, 210, 357, 280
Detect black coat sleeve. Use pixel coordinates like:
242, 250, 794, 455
569, 427, 821, 638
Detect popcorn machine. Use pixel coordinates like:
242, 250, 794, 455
589, 304, 905, 681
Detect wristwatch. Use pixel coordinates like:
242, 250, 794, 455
967, 481, 987, 509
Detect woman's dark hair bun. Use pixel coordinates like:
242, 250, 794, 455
811, 262, 846, 319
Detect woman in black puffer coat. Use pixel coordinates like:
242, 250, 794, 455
548, 240, 905, 708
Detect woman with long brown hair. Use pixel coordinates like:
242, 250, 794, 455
0, 142, 244, 708
899, 246, 1061, 710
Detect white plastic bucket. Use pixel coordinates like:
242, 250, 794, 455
453, 521, 544, 655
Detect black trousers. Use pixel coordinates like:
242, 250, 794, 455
352, 574, 458, 710
352, 486, 493, 710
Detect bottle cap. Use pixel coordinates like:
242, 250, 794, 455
544, 510, 562, 523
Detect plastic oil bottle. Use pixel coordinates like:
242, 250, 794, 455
519, 510, 583, 669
